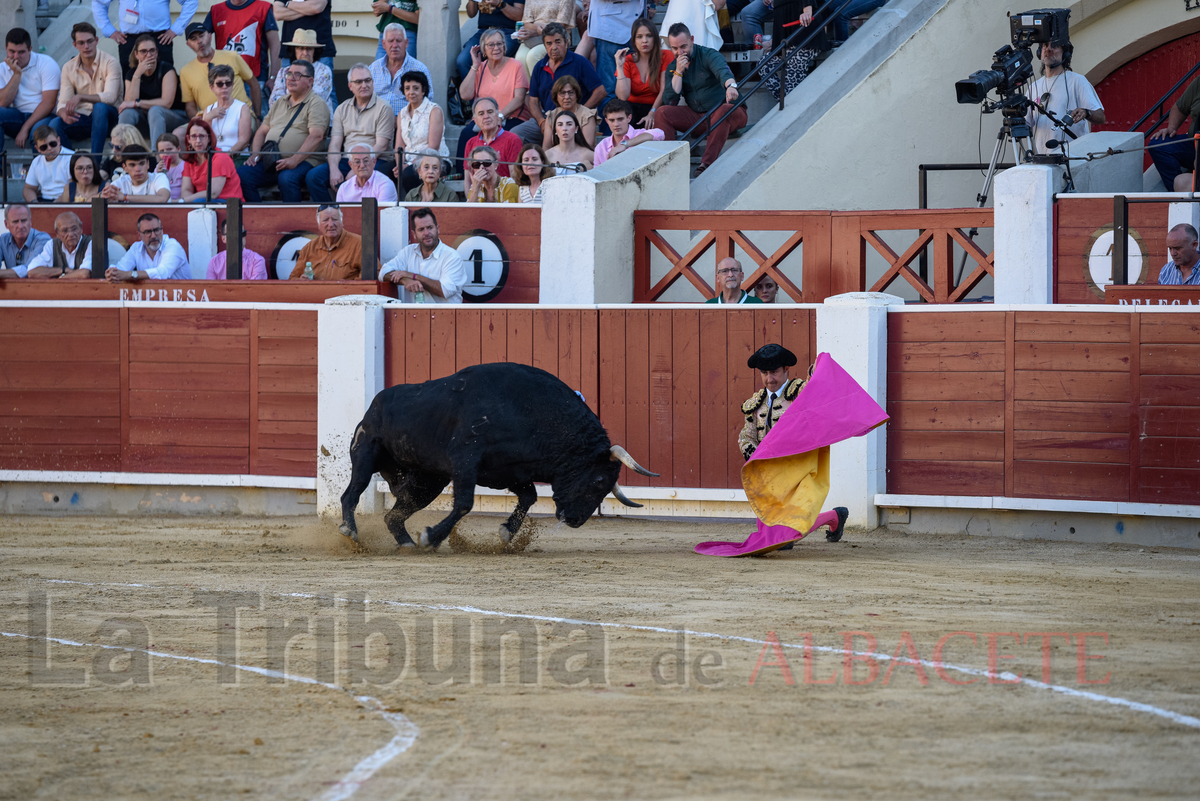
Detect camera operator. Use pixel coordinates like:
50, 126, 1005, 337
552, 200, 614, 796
1023, 40, 1104, 155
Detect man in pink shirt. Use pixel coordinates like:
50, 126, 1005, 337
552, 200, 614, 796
593, 99, 664, 166
336, 143, 399, 202
206, 224, 268, 279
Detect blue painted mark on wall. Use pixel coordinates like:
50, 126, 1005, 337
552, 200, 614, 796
70, 493, 80, 505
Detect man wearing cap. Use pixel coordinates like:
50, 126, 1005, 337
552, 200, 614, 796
705, 257, 764, 304
180, 23, 260, 121
739, 343, 806, 461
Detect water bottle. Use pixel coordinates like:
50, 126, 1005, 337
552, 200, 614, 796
414, 289, 426, 303
303, 261, 314, 280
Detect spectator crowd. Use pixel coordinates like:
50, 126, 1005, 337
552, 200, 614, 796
0, 0, 892, 295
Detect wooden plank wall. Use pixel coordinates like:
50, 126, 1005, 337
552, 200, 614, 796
0, 308, 123, 470
887, 310, 1200, 506
0, 307, 318, 478
1138, 314, 1200, 504
1010, 312, 1132, 500
887, 312, 1006, 495
384, 307, 816, 489
255, 311, 319, 477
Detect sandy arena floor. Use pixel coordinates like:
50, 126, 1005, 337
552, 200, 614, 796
1, 511, 1198, 800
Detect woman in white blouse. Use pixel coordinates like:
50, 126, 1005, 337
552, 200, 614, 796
200, 64, 252, 157
394, 70, 450, 195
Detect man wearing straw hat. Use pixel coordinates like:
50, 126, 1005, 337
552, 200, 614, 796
270, 28, 336, 113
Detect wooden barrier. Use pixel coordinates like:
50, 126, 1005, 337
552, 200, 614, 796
0, 306, 318, 477
17, 203, 540, 301
384, 306, 818, 489
886, 309, 1200, 505
0, 280, 395, 303
634, 209, 995, 303
1055, 197, 1168, 303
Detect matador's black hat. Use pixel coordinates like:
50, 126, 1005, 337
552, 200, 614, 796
747, 344, 797, 372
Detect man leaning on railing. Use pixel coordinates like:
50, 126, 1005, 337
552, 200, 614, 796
654, 22, 743, 179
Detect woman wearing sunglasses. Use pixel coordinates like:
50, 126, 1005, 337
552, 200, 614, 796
201, 63, 252, 158
465, 145, 518, 203
116, 33, 189, 150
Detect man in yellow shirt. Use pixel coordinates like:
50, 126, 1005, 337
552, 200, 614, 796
179, 22, 259, 120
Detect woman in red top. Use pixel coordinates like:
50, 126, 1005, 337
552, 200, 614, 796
179, 118, 244, 202
614, 17, 674, 130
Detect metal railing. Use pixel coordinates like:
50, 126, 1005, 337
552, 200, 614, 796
678, 0, 857, 152
1127, 61, 1200, 137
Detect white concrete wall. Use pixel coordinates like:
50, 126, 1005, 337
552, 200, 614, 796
1065, 131, 1144, 194
316, 295, 389, 519
539, 140, 691, 304
994, 164, 1057, 305
816, 292, 904, 530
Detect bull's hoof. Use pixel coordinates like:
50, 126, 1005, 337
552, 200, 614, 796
338, 522, 358, 542
498, 524, 514, 543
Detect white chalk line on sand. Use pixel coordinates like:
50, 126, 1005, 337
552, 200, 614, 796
26, 578, 1200, 732
0, 627, 419, 801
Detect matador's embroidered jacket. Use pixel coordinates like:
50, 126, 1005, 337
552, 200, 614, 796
738, 377, 805, 460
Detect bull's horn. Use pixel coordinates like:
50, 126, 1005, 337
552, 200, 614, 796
609, 445, 660, 477
611, 482, 643, 508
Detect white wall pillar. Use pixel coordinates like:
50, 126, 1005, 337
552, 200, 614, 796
994, 164, 1058, 304
1168, 202, 1199, 233
539, 140, 690, 304
186, 208, 217, 279
316, 295, 390, 519
380, 205, 410, 264
417, 0, 461, 108
816, 292, 904, 530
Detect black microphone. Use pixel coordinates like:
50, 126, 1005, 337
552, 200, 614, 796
1045, 139, 1064, 149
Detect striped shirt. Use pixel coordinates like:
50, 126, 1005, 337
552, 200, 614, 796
1158, 261, 1200, 285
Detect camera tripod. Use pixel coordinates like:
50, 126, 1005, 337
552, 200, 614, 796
955, 92, 1078, 285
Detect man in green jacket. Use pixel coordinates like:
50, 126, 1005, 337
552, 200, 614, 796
656, 22, 746, 178
705, 257, 764, 304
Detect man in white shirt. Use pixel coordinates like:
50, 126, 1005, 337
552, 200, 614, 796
336, 143, 398, 202
379, 207, 467, 303
0, 28, 61, 150
23, 126, 74, 201
1023, 40, 1105, 156
100, 144, 171, 203
27, 212, 94, 280
106, 212, 191, 281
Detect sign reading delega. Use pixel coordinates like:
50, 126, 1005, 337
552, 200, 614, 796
1104, 286, 1200, 305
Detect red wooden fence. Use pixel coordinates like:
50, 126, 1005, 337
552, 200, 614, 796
634, 209, 995, 304
384, 306, 818, 489
0, 306, 318, 477
887, 310, 1200, 505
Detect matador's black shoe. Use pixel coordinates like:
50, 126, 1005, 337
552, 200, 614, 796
826, 507, 849, 542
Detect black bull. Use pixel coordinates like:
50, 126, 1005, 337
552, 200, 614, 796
339, 363, 658, 548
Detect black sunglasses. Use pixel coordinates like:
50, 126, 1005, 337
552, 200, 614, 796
318, 203, 339, 212
469, 160, 494, 169
36, 140, 60, 151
